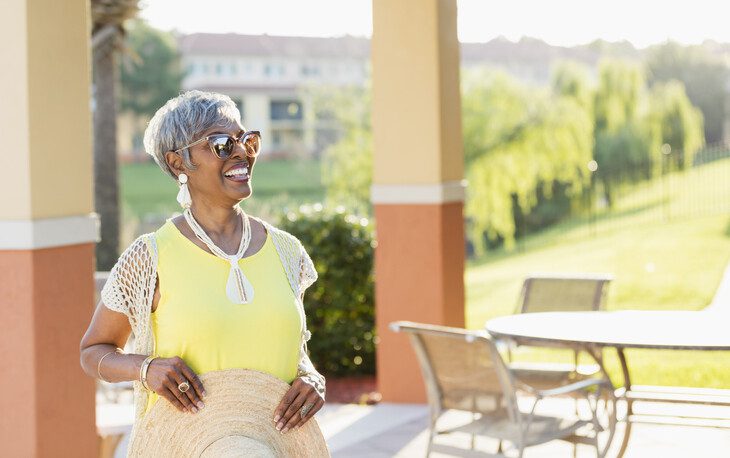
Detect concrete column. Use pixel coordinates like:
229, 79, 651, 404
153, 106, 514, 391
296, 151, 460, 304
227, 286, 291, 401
0, 0, 98, 456
371, 0, 466, 403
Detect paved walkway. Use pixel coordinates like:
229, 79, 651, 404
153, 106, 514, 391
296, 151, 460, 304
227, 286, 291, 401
323, 400, 730, 457
109, 399, 730, 457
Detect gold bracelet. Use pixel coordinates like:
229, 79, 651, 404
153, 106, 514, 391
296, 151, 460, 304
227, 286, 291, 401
139, 355, 158, 391
97, 347, 123, 383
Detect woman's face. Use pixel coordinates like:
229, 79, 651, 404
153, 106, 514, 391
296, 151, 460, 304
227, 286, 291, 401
167, 119, 257, 207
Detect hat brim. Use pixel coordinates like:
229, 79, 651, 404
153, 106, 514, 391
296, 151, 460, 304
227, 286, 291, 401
129, 368, 330, 457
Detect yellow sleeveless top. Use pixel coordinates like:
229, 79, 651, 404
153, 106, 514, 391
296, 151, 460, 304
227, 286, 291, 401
145, 219, 302, 413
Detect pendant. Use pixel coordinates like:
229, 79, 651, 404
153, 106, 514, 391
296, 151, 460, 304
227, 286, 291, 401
225, 265, 254, 304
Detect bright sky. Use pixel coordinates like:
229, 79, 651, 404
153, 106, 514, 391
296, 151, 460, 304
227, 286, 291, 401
139, 0, 730, 48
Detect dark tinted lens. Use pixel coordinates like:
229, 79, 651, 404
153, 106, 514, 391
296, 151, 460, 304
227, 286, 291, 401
209, 135, 234, 158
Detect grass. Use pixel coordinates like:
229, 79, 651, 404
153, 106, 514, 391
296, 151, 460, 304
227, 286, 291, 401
119, 159, 325, 241
120, 157, 730, 387
466, 158, 730, 388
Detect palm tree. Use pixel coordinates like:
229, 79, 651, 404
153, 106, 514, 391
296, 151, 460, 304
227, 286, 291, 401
91, 0, 139, 270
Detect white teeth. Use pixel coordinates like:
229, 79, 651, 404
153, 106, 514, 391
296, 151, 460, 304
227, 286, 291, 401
224, 167, 248, 177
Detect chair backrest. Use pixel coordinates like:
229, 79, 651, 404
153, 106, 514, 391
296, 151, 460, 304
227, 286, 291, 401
390, 321, 519, 417
518, 274, 613, 314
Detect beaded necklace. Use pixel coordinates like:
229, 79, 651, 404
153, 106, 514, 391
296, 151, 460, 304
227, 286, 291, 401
183, 207, 254, 304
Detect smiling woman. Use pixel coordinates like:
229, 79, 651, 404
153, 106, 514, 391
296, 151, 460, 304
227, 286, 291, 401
79, 91, 328, 455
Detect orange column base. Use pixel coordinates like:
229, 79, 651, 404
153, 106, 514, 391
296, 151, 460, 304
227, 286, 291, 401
374, 202, 465, 403
0, 243, 98, 457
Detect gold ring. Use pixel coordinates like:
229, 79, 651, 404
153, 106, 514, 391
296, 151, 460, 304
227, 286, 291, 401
300, 402, 314, 418
178, 381, 190, 393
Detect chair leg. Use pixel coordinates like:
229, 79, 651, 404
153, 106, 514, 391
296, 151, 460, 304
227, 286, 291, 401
425, 430, 435, 458
425, 410, 440, 458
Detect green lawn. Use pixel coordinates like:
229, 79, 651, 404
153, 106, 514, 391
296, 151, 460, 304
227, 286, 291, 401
121, 157, 730, 388
466, 158, 730, 388
120, 159, 325, 239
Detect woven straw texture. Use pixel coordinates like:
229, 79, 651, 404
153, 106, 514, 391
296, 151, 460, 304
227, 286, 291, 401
129, 368, 329, 457
100, 216, 325, 447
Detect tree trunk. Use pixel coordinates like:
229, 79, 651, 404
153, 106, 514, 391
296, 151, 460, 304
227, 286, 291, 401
93, 29, 120, 271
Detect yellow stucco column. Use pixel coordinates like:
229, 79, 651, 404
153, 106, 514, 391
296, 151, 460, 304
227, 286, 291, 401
0, 1, 98, 455
371, 0, 466, 403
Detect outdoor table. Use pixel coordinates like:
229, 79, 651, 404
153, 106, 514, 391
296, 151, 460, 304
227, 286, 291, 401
486, 310, 730, 457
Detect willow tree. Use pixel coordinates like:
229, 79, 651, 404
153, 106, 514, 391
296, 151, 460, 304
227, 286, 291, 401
552, 61, 594, 113
91, 0, 139, 271
648, 80, 705, 170
592, 60, 655, 206
463, 71, 593, 254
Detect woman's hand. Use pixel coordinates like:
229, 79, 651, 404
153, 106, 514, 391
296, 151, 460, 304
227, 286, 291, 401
273, 377, 325, 434
146, 356, 206, 414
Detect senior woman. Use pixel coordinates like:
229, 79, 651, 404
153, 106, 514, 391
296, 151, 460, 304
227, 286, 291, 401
80, 91, 325, 446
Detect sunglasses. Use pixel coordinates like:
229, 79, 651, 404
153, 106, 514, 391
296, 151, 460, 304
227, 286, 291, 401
174, 130, 261, 160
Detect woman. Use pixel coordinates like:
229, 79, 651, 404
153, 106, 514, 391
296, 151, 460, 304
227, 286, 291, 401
80, 91, 325, 446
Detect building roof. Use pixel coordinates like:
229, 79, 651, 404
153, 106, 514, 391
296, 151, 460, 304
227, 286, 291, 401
179, 33, 640, 69
179, 33, 371, 59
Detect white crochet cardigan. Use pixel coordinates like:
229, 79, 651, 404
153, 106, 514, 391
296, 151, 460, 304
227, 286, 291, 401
100, 216, 325, 439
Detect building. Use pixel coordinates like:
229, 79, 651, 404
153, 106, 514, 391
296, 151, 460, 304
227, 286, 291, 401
178, 33, 370, 159
119, 33, 641, 162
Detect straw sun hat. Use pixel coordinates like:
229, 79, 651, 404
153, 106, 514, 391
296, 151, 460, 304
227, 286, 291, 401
129, 368, 330, 457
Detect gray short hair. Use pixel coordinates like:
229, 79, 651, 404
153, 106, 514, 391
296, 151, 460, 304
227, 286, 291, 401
143, 90, 242, 179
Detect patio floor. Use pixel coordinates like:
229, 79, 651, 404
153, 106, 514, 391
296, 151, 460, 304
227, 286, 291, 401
108, 397, 730, 457
320, 399, 730, 457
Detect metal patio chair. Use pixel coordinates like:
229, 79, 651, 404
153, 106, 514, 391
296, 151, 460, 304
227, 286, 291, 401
508, 274, 613, 389
391, 321, 616, 458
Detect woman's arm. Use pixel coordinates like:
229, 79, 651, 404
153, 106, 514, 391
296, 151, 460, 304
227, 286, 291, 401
79, 301, 145, 382
79, 301, 207, 414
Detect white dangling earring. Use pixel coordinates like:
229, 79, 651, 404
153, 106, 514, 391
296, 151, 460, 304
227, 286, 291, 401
176, 173, 192, 209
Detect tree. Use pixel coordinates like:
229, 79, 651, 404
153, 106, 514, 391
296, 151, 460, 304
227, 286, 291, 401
91, 0, 139, 271
463, 71, 593, 254
306, 84, 373, 216
648, 80, 705, 170
646, 42, 726, 144
552, 61, 594, 113
591, 60, 657, 205
594, 60, 644, 134
120, 20, 184, 117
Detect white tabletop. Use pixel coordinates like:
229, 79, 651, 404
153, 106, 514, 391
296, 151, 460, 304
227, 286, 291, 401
486, 310, 730, 350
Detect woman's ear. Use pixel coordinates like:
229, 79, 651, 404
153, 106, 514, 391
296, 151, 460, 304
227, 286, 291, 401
165, 151, 185, 177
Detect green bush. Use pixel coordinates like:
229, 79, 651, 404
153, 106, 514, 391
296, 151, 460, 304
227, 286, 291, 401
278, 205, 376, 376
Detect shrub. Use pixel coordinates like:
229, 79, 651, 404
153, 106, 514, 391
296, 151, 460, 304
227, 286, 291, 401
278, 205, 376, 376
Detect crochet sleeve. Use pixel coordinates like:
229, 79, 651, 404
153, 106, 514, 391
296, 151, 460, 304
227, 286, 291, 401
298, 241, 318, 297
100, 234, 157, 340
296, 242, 325, 400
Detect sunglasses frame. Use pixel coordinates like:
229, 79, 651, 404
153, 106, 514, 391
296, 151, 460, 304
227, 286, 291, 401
174, 130, 261, 159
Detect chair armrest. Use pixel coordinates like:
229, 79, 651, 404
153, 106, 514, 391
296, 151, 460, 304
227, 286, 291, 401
516, 377, 608, 398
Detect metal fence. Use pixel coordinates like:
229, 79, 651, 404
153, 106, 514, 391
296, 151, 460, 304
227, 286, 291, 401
577, 142, 730, 238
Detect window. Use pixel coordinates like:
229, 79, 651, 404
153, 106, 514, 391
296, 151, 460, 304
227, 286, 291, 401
270, 100, 303, 121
